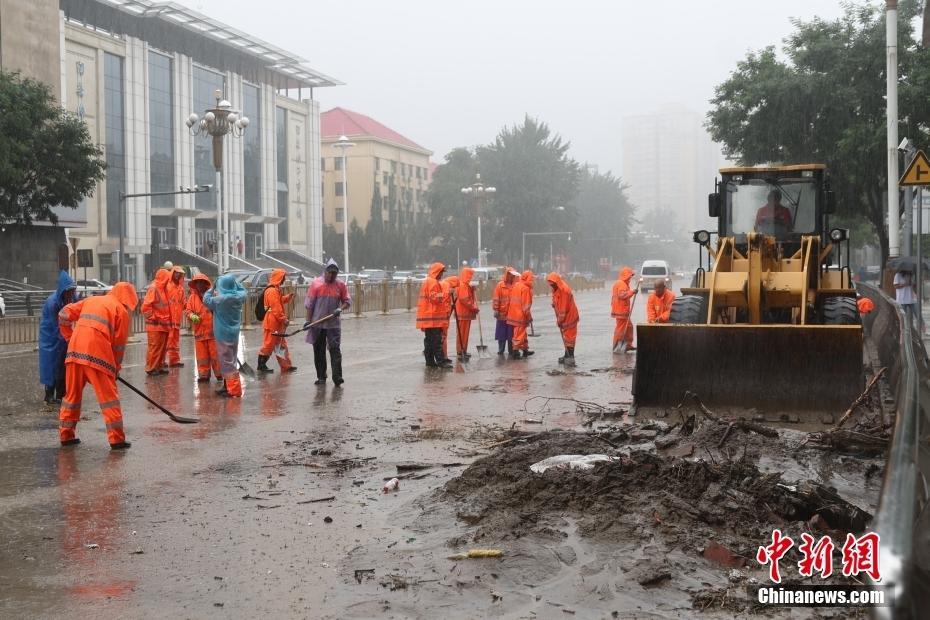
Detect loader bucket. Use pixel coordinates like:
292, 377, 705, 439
633, 324, 863, 413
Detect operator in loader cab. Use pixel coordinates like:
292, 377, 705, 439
754, 189, 793, 233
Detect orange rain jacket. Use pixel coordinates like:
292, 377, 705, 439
167, 267, 186, 329
185, 274, 215, 341
492, 269, 517, 319
141, 269, 172, 332
646, 289, 676, 323
507, 273, 533, 327
455, 267, 479, 320
58, 283, 138, 378
262, 269, 294, 333
416, 262, 447, 330
611, 267, 636, 317
441, 276, 460, 318
547, 272, 579, 330
521, 270, 535, 322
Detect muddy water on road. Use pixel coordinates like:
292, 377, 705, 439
0, 288, 879, 618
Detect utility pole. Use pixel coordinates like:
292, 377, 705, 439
886, 0, 900, 259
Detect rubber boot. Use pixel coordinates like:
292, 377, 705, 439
558, 348, 568, 364
565, 347, 576, 367
425, 352, 439, 368
44, 386, 56, 405
110, 441, 132, 450
215, 380, 228, 396
257, 354, 274, 374
497, 341, 505, 356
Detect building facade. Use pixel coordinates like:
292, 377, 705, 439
320, 107, 432, 234
2, 0, 338, 286
621, 105, 725, 235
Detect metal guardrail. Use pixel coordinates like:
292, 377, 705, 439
0, 277, 606, 345
860, 283, 926, 618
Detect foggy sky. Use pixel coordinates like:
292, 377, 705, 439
179, 0, 847, 175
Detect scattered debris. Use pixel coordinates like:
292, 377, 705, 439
354, 569, 375, 584
323, 516, 333, 524
84, 543, 99, 549
529, 454, 617, 473
447, 549, 503, 560
297, 496, 335, 504
382, 478, 400, 494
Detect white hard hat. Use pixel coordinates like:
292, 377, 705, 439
163, 261, 174, 269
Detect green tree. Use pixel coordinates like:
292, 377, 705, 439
0, 71, 106, 224
706, 0, 930, 263
479, 116, 580, 265
425, 147, 480, 264
570, 167, 636, 271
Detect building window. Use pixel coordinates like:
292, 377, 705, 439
243, 83, 261, 215
276, 106, 288, 243
335, 208, 344, 223
382, 172, 388, 185
148, 51, 173, 210
193, 66, 225, 212
321, 157, 326, 171
391, 160, 397, 174
104, 53, 126, 238
334, 157, 343, 171
335, 182, 344, 197
375, 158, 380, 171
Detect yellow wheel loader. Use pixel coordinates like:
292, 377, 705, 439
633, 164, 863, 413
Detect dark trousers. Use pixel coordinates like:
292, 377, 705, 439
313, 329, 343, 382
423, 328, 443, 365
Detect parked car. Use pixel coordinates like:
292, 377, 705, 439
238, 268, 300, 290
75, 279, 113, 293
638, 260, 672, 293
471, 267, 503, 283
392, 270, 426, 283
358, 269, 390, 283
0, 292, 5, 318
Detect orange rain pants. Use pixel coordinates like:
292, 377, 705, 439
59, 363, 125, 445
560, 326, 578, 349
166, 328, 181, 366
512, 324, 528, 351
613, 317, 634, 349
146, 331, 168, 373
456, 319, 471, 355
259, 330, 293, 371
195, 339, 221, 380
216, 340, 242, 397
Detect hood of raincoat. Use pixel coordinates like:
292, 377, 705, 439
216, 273, 244, 294
619, 267, 634, 283
324, 258, 340, 273
521, 270, 534, 285
56, 270, 77, 298
547, 272, 570, 293
171, 265, 185, 282
459, 267, 474, 285
110, 282, 138, 311
189, 273, 212, 294
153, 268, 171, 289
427, 262, 445, 280
443, 276, 460, 289
503, 268, 516, 284
269, 268, 286, 287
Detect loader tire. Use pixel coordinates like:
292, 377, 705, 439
668, 295, 707, 324
822, 297, 860, 325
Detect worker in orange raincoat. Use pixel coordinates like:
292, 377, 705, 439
455, 267, 479, 361
165, 266, 186, 367
646, 279, 676, 323
507, 271, 534, 359
258, 268, 296, 373
416, 262, 449, 368
522, 270, 536, 335
185, 274, 221, 382
440, 275, 460, 363
57, 282, 137, 449
547, 272, 580, 366
493, 268, 519, 356
611, 267, 639, 353
141, 268, 172, 375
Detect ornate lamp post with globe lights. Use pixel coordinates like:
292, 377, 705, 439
460, 173, 496, 268
186, 89, 249, 273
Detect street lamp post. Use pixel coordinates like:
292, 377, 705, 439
461, 173, 496, 268
186, 89, 249, 273
333, 135, 356, 275
521, 231, 572, 272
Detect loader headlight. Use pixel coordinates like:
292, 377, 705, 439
829, 228, 847, 242
693, 229, 711, 246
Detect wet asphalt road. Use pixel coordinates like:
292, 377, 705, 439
0, 286, 649, 618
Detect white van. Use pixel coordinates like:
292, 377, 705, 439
470, 267, 503, 283
639, 260, 671, 293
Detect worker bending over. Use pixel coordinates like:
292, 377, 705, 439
646, 280, 676, 324
547, 272, 579, 366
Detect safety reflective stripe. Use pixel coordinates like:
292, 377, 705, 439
612, 313, 630, 319
65, 351, 117, 375
59, 420, 78, 428
98, 399, 121, 409
80, 313, 112, 331
60, 400, 81, 410
146, 319, 172, 327
105, 420, 124, 430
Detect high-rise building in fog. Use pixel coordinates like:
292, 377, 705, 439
621, 106, 725, 234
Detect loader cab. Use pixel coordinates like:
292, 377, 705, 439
710, 165, 832, 252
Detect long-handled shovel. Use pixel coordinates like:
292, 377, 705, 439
475, 308, 488, 351
529, 319, 541, 337
615, 278, 643, 354
118, 376, 199, 424
273, 313, 337, 338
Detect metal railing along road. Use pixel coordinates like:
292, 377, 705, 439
0, 277, 606, 345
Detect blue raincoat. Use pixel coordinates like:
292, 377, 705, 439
39, 271, 78, 387
203, 273, 246, 344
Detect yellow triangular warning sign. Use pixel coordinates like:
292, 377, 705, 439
901, 150, 930, 186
